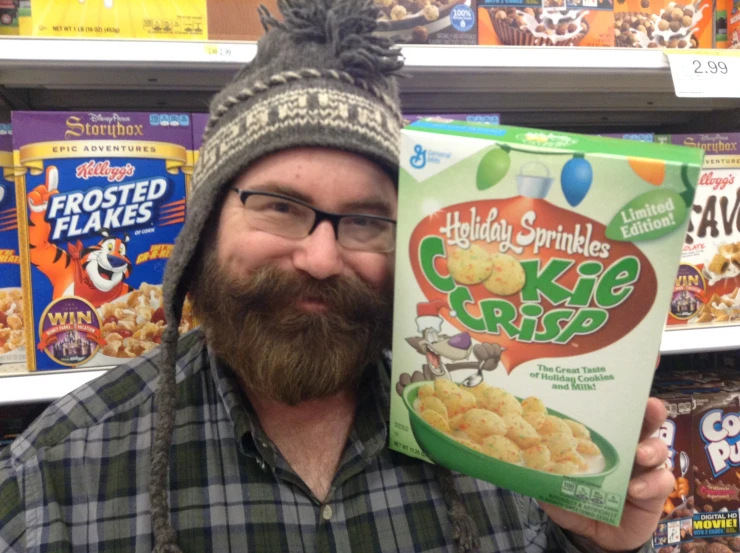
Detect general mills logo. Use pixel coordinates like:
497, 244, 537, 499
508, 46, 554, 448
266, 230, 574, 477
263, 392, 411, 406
410, 145, 427, 169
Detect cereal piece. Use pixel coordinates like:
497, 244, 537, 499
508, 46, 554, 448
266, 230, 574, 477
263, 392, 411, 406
549, 461, 580, 475
503, 413, 541, 449
521, 397, 547, 414
539, 415, 573, 437
460, 409, 507, 442
390, 4, 406, 19
557, 450, 588, 469
544, 433, 577, 459
6, 315, 21, 330
709, 254, 729, 274
442, 388, 477, 418
564, 419, 590, 439
103, 341, 122, 356
465, 381, 492, 402
418, 383, 436, 399
481, 435, 522, 464
449, 414, 465, 431
523, 410, 546, 431
482, 254, 526, 296
434, 378, 461, 400
447, 244, 494, 285
422, 4, 439, 20
418, 396, 449, 420
422, 410, 451, 434
453, 436, 484, 454
523, 444, 551, 470
480, 388, 523, 416
576, 438, 601, 457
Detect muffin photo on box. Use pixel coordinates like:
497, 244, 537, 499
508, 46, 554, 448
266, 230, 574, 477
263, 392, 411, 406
614, 0, 713, 48
374, 0, 477, 44
479, 0, 613, 46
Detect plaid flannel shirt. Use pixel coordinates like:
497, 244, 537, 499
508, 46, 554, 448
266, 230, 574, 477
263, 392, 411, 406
0, 330, 654, 553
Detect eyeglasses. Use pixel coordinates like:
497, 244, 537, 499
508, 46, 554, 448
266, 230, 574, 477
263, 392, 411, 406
231, 189, 397, 253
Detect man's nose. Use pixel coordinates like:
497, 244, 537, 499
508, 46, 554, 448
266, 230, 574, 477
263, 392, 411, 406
291, 220, 344, 279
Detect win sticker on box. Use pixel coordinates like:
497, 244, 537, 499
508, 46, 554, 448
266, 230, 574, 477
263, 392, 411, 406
391, 122, 703, 526
11, 111, 195, 371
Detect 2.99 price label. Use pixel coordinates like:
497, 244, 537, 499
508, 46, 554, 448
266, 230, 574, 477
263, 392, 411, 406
666, 50, 739, 98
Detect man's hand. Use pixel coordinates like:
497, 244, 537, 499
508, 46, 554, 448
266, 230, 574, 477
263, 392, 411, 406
540, 398, 673, 552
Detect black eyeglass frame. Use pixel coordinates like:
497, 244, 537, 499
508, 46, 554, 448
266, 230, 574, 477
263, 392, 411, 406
230, 188, 397, 250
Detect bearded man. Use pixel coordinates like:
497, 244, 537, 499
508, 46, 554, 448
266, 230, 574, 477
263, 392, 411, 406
0, 0, 674, 551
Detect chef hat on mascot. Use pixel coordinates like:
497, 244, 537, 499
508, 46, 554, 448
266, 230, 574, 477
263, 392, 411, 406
416, 300, 456, 334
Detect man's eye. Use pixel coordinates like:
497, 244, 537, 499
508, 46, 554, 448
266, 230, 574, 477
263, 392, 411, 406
268, 202, 294, 214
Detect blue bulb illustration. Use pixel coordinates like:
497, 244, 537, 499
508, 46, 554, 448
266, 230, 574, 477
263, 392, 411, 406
561, 157, 593, 207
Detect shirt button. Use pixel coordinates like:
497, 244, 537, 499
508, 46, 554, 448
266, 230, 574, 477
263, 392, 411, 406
322, 504, 333, 521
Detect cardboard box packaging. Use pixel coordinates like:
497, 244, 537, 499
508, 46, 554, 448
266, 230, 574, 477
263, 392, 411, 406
666, 133, 740, 328
718, 0, 729, 47
0, 0, 20, 35
478, 0, 613, 47
207, 0, 277, 41
28, 0, 207, 40
0, 124, 26, 366
404, 114, 501, 126
614, 0, 713, 48
12, 111, 194, 371
391, 120, 702, 525
376, 0, 478, 45
730, 0, 740, 46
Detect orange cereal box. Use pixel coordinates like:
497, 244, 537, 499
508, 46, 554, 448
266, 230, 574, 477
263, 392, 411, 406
614, 0, 713, 48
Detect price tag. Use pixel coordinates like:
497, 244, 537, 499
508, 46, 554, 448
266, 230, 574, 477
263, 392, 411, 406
203, 44, 233, 60
666, 49, 740, 98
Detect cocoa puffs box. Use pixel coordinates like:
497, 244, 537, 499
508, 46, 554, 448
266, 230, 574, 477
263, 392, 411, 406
390, 122, 703, 525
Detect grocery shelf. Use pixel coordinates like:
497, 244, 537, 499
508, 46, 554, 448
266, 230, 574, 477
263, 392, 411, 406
1, 39, 739, 129
0, 368, 109, 405
0, 326, 734, 405
659, 325, 740, 356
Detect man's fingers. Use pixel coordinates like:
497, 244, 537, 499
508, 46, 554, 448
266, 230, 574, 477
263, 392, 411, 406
640, 398, 667, 441
628, 468, 675, 501
635, 437, 669, 469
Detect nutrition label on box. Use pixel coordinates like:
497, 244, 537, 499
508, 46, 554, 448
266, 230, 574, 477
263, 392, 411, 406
666, 50, 740, 98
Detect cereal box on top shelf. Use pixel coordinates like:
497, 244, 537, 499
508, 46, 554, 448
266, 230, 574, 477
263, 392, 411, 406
717, 0, 729, 48
392, 121, 702, 525
375, 0, 477, 44
613, 0, 713, 48
0, 124, 26, 368
11, 111, 194, 371
404, 114, 501, 127
0, 0, 20, 35
666, 133, 740, 328
206, 0, 276, 41
28, 0, 207, 40
731, 0, 740, 47
478, 0, 613, 47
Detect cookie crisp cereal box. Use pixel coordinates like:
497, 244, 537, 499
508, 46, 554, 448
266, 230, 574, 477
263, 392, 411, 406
666, 133, 740, 328
391, 121, 702, 525
0, 124, 26, 366
12, 111, 194, 371
28, 0, 207, 40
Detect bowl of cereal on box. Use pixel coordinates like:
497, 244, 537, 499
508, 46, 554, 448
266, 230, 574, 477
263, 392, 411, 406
402, 380, 619, 494
375, 0, 472, 43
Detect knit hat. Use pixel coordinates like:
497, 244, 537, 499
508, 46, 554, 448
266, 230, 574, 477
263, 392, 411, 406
150, 1, 479, 551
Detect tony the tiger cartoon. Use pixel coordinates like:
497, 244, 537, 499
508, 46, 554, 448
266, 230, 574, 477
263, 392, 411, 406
12, 111, 193, 371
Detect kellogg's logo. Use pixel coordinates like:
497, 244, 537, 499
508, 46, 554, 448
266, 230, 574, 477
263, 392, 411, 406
409, 198, 658, 370
76, 160, 136, 183
699, 171, 735, 190
64, 115, 144, 139
700, 409, 740, 477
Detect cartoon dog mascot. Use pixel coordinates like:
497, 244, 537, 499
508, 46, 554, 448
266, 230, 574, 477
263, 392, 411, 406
396, 300, 504, 396
27, 166, 133, 308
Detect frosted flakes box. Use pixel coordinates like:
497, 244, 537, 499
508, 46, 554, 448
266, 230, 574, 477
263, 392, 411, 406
11, 111, 194, 371
0, 124, 26, 366
391, 121, 702, 526
28, 0, 207, 40
666, 133, 740, 328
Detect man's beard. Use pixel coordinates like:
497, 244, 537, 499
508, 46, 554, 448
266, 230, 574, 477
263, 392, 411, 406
190, 249, 394, 406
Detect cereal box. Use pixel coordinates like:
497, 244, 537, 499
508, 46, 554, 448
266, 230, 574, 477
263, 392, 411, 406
478, 0, 613, 47
665, 133, 740, 328
691, 392, 740, 543
375, 0, 477, 45
731, 0, 740, 46
652, 392, 695, 550
0, 124, 26, 367
207, 0, 276, 41
28, 0, 207, 40
391, 121, 702, 525
191, 113, 209, 164
599, 133, 655, 142
718, 0, 729, 47
404, 114, 501, 126
11, 111, 194, 371
0, 0, 20, 35
614, 0, 713, 48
